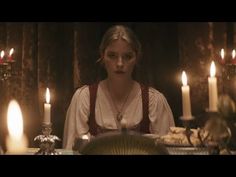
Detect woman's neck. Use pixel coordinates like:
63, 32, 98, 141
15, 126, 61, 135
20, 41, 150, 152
106, 78, 134, 101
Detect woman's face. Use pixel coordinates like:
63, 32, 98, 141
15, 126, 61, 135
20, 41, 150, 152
102, 39, 137, 80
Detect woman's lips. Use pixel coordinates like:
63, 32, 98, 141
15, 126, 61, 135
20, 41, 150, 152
115, 71, 125, 74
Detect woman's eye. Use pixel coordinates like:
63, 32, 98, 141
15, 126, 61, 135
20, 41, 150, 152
107, 53, 117, 59
123, 54, 133, 60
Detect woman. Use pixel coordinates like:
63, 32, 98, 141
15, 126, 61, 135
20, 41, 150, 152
63, 25, 175, 149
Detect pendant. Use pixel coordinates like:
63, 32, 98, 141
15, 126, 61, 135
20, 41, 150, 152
116, 112, 123, 122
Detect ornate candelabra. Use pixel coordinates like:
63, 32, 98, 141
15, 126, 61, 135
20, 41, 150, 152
0, 48, 15, 81
198, 112, 232, 155
218, 48, 236, 100
217, 49, 236, 152
34, 123, 61, 155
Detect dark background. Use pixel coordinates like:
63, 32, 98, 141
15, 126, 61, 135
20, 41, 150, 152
0, 22, 233, 149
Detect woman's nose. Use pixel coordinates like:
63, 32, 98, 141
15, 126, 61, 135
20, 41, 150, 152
117, 57, 124, 67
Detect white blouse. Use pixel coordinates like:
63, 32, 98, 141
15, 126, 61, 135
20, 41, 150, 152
63, 81, 175, 149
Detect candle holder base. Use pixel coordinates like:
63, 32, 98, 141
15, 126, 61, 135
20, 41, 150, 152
205, 108, 219, 114
0, 59, 16, 81
34, 123, 61, 155
179, 116, 195, 146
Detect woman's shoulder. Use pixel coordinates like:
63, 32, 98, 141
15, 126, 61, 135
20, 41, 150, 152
147, 86, 167, 103
73, 82, 103, 98
73, 85, 89, 98
146, 87, 170, 110
137, 82, 165, 100
148, 86, 163, 96
136, 82, 163, 97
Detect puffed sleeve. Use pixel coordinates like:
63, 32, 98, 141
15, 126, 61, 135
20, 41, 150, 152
149, 88, 175, 136
63, 86, 90, 149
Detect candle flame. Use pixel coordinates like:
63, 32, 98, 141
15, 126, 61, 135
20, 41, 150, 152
7, 100, 23, 139
220, 48, 225, 59
210, 61, 216, 77
46, 88, 50, 103
1, 50, 5, 58
232, 49, 236, 59
182, 71, 188, 86
9, 48, 14, 56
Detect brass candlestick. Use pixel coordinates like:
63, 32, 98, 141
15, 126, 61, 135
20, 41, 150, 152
34, 123, 61, 155
179, 116, 195, 146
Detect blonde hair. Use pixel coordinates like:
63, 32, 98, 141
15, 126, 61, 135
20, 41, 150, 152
97, 25, 142, 63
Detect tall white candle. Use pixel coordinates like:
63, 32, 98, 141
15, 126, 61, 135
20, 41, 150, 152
232, 49, 236, 64
232, 49, 236, 59
0, 50, 5, 64
44, 88, 51, 124
208, 61, 218, 112
6, 100, 28, 154
8, 48, 14, 62
181, 71, 192, 119
219, 48, 225, 65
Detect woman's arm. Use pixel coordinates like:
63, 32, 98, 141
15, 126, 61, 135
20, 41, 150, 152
63, 86, 90, 149
148, 88, 175, 136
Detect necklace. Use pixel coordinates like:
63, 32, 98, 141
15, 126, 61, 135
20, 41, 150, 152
107, 81, 133, 122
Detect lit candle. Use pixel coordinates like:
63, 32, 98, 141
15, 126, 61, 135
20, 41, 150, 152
0, 50, 5, 64
8, 48, 14, 62
6, 100, 28, 154
232, 49, 236, 64
208, 61, 218, 112
44, 88, 51, 125
181, 71, 192, 119
220, 48, 225, 65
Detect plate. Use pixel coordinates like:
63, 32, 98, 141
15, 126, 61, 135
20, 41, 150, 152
161, 141, 193, 147
155, 138, 197, 147
166, 147, 209, 155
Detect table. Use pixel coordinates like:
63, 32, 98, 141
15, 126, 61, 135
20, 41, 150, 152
26, 148, 74, 155
25, 147, 236, 155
